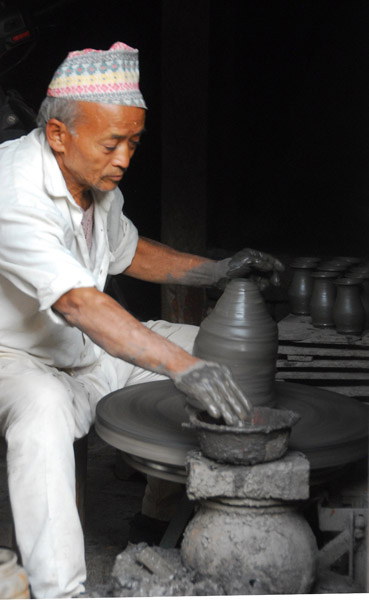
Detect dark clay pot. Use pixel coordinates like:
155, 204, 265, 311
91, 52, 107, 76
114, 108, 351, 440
193, 278, 278, 407
310, 271, 339, 328
317, 260, 348, 273
334, 256, 361, 266
346, 268, 369, 329
288, 259, 319, 315
185, 406, 300, 465
333, 278, 365, 335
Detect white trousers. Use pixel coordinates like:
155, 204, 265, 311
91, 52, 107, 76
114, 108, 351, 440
0, 320, 198, 599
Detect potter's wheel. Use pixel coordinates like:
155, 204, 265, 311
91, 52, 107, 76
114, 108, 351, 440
95, 380, 368, 483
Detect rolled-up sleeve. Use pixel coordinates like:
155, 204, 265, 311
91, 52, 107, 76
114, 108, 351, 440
0, 200, 97, 311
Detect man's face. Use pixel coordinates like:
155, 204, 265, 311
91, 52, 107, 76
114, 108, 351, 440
54, 102, 146, 196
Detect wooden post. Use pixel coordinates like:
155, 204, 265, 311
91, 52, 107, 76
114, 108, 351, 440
160, 0, 210, 325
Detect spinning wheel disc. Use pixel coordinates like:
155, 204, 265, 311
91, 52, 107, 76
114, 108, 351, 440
96, 380, 197, 466
275, 382, 368, 469
96, 379, 368, 476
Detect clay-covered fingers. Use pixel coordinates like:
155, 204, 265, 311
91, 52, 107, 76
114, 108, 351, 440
218, 366, 253, 420
173, 361, 253, 426
227, 248, 284, 281
190, 369, 241, 425
250, 272, 281, 290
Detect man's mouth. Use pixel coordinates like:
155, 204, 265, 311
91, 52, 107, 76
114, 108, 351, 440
105, 174, 123, 182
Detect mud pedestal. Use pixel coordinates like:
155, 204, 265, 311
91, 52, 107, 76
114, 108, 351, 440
181, 450, 318, 595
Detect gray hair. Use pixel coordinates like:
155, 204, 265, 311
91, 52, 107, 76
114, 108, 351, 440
36, 97, 81, 132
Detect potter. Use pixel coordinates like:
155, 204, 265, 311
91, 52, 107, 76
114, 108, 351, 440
0, 41, 283, 598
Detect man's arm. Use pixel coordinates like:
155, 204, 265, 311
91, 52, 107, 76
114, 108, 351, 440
53, 286, 252, 424
53, 286, 196, 375
124, 236, 284, 289
123, 236, 216, 284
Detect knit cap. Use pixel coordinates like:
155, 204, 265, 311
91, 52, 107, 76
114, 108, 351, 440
47, 41, 147, 108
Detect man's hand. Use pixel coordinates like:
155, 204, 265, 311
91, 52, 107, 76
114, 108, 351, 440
217, 248, 285, 291
123, 237, 284, 291
173, 360, 253, 426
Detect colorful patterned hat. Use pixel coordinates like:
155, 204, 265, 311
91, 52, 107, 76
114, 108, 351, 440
47, 41, 147, 108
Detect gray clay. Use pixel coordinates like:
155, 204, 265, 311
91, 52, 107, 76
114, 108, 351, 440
185, 405, 300, 465
110, 543, 226, 597
193, 278, 278, 407
181, 500, 318, 595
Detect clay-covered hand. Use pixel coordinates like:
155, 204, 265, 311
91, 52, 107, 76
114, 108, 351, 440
173, 361, 253, 426
220, 248, 285, 290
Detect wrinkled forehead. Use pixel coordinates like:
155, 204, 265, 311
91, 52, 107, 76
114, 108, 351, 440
74, 101, 146, 134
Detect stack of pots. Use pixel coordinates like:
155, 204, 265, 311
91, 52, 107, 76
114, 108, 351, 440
288, 256, 368, 335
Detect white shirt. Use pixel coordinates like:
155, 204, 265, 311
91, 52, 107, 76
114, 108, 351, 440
0, 128, 138, 368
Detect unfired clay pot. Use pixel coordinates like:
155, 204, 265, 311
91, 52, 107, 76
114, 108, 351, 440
181, 499, 317, 595
185, 406, 300, 465
310, 271, 338, 328
334, 256, 361, 265
333, 277, 365, 335
288, 259, 319, 315
317, 260, 348, 273
193, 278, 278, 407
346, 267, 369, 329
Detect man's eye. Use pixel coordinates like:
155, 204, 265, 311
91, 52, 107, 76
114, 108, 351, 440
105, 146, 116, 152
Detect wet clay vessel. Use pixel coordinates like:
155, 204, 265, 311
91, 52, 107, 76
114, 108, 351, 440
346, 267, 369, 329
193, 278, 278, 407
310, 271, 339, 328
334, 256, 361, 266
317, 260, 348, 273
333, 277, 365, 335
184, 406, 300, 465
288, 258, 320, 315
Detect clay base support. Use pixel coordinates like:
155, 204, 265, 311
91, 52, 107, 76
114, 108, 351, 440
185, 449, 310, 502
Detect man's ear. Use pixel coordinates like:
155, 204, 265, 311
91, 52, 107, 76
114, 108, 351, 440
46, 119, 69, 153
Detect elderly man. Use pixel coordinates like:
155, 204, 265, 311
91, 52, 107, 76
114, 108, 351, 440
0, 42, 283, 598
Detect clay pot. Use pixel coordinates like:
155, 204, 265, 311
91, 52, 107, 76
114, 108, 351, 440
288, 259, 319, 315
334, 256, 361, 265
0, 548, 30, 599
185, 406, 300, 465
295, 257, 321, 263
310, 271, 339, 328
193, 279, 278, 407
346, 268, 369, 329
333, 278, 365, 335
317, 260, 348, 274
181, 499, 317, 595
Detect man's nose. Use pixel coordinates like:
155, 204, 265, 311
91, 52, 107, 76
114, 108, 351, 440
112, 145, 131, 170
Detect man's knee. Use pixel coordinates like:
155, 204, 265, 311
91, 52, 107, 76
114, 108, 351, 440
145, 320, 199, 353
2, 371, 75, 439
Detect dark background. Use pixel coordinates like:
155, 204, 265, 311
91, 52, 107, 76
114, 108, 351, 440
1, 0, 369, 315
